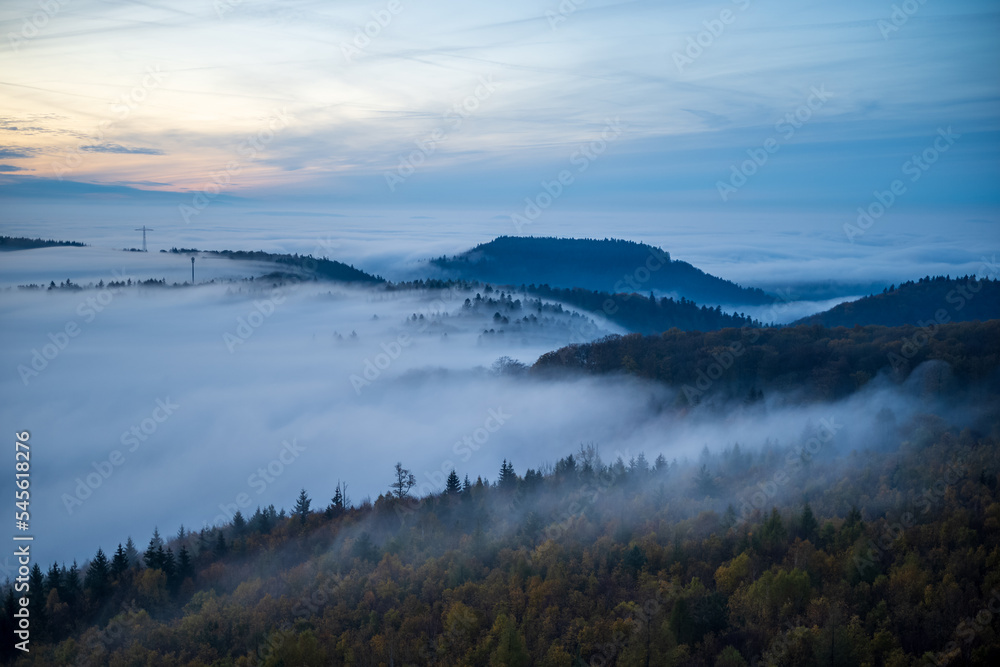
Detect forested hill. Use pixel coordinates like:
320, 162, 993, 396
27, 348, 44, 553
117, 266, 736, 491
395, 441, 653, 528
5, 376, 1000, 665
526, 284, 759, 334
533, 320, 1000, 403
0, 235, 86, 250
431, 236, 772, 306
794, 275, 1000, 327
165, 247, 384, 283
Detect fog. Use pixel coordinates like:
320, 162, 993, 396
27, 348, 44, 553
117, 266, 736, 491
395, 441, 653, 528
0, 248, 989, 570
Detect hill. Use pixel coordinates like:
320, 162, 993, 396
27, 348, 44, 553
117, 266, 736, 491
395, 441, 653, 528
525, 284, 759, 334
0, 235, 86, 250
431, 236, 772, 306
793, 275, 1000, 327
533, 320, 1000, 404
165, 247, 384, 283
5, 344, 1000, 665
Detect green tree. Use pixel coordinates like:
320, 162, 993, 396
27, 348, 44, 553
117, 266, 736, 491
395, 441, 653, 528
445, 469, 462, 495
294, 489, 312, 523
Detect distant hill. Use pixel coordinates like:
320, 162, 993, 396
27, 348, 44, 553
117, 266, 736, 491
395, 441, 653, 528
431, 236, 772, 305
526, 284, 759, 334
533, 320, 1000, 403
166, 247, 384, 283
793, 276, 1000, 327
0, 235, 86, 250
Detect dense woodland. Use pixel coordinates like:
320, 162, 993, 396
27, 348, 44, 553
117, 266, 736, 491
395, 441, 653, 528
164, 248, 384, 284
533, 320, 1000, 404
431, 237, 772, 306
793, 277, 1000, 328
0, 236, 86, 250
4, 320, 1000, 666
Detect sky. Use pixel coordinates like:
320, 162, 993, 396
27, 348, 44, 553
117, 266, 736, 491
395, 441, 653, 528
0, 0, 997, 277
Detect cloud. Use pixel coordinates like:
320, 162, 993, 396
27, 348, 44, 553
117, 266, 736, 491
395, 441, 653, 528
0, 164, 25, 172
0, 147, 35, 158
80, 143, 165, 155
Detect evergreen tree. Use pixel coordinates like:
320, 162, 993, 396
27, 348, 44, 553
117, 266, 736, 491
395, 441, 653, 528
498, 459, 518, 490
232, 510, 247, 534
445, 469, 462, 495
177, 545, 194, 583
214, 530, 227, 557
294, 489, 312, 523
111, 544, 129, 577
327, 482, 348, 518
144, 528, 165, 570
45, 561, 61, 594
85, 548, 110, 599
63, 562, 81, 608
801, 502, 818, 540
124, 537, 141, 569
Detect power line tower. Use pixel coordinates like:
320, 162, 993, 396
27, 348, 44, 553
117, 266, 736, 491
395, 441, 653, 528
134, 225, 154, 252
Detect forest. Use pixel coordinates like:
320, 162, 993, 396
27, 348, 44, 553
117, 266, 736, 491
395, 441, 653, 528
792, 277, 1000, 328
431, 237, 772, 306
4, 320, 999, 666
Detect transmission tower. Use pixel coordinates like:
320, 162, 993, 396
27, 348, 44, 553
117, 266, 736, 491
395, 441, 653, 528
134, 225, 154, 252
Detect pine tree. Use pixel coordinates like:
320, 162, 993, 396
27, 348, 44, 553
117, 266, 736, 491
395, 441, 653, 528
124, 537, 141, 569
498, 459, 518, 490
232, 510, 247, 534
111, 544, 129, 577
177, 545, 194, 583
801, 502, 818, 540
294, 489, 311, 523
85, 548, 110, 598
46, 562, 61, 594
445, 469, 462, 495
144, 528, 165, 570
327, 482, 348, 518
214, 531, 227, 557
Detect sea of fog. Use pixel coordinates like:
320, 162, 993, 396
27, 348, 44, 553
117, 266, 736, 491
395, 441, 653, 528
0, 247, 988, 569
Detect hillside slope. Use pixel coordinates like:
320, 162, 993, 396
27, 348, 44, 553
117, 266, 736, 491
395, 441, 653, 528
431, 237, 772, 306
792, 275, 999, 327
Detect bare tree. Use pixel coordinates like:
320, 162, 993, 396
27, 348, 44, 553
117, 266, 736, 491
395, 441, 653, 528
391, 462, 416, 500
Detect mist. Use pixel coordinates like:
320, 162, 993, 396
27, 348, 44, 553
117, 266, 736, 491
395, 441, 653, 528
0, 256, 987, 569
